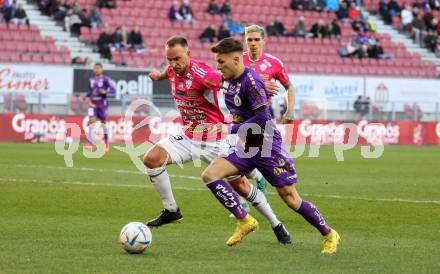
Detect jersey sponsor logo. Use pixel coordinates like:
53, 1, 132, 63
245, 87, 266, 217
186, 78, 193, 89
175, 99, 202, 108
234, 94, 242, 106
250, 86, 264, 99
232, 113, 243, 123
171, 78, 176, 95
187, 89, 199, 98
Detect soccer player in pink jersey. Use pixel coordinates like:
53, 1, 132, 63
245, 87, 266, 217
244, 25, 295, 121
144, 36, 291, 246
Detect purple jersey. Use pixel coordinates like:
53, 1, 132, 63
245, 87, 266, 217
222, 67, 282, 151
222, 67, 297, 187
86, 75, 116, 109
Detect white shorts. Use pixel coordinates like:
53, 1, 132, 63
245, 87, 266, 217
157, 134, 239, 181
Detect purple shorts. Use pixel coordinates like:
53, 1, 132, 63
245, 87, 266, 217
89, 107, 107, 121
223, 144, 297, 187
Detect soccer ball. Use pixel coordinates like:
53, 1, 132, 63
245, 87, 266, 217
119, 222, 152, 254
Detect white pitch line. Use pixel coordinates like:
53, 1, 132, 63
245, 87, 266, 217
1, 163, 440, 205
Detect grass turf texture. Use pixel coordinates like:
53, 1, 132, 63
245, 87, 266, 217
0, 143, 439, 274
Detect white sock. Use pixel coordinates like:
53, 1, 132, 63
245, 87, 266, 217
246, 184, 280, 228
149, 169, 178, 212
247, 169, 263, 181
87, 124, 95, 143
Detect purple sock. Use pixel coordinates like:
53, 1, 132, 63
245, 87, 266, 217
206, 179, 247, 220
295, 200, 331, 236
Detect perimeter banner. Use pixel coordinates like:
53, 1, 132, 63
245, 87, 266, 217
0, 114, 439, 146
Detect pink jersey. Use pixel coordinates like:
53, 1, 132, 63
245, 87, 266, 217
243, 52, 290, 88
167, 59, 224, 141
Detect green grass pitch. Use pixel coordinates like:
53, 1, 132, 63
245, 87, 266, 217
0, 142, 439, 273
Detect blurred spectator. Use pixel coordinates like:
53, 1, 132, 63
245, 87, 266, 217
199, 24, 217, 43
225, 17, 244, 34
179, 0, 194, 23
71, 56, 92, 65
387, 0, 400, 17
112, 25, 128, 51
423, 9, 434, 28
88, 6, 102, 28
78, 8, 91, 28
219, 0, 231, 15
412, 13, 426, 44
412, 0, 423, 8
310, 19, 331, 38
379, 0, 392, 24
367, 38, 384, 59
424, 29, 438, 52
400, 4, 413, 32
288, 16, 307, 37
336, 2, 350, 22
315, 0, 328, 12
72, 1, 82, 15
52, 1, 71, 21
129, 26, 146, 51
169, 0, 183, 21
11, 3, 29, 25
354, 96, 369, 118
3, 1, 16, 23
97, 0, 116, 9
207, 0, 219, 15
330, 19, 341, 38
339, 36, 366, 58
326, 0, 340, 11
97, 25, 113, 59
290, 0, 326, 11
65, 8, 82, 34
217, 23, 231, 40
290, 0, 306, 10
348, 3, 360, 21
429, 0, 440, 10
266, 17, 286, 36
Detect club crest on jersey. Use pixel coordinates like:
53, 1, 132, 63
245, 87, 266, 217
259, 63, 268, 71
234, 94, 242, 106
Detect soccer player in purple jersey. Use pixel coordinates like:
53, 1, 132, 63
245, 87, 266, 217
203, 38, 341, 253
84, 63, 116, 152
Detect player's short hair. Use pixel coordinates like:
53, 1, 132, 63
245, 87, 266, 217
245, 24, 266, 38
166, 36, 188, 49
94, 63, 103, 68
211, 38, 243, 54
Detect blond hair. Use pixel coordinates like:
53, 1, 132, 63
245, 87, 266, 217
244, 25, 266, 38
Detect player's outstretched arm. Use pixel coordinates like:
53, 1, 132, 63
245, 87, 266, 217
282, 81, 296, 122
148, 66, 169, 81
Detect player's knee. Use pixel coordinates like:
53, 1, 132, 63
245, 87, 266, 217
229, 177, 249, 196
201, 168, 219, 183
143, 150, 165, 169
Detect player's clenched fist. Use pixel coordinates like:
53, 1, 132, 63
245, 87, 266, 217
148, 71, 162, 81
